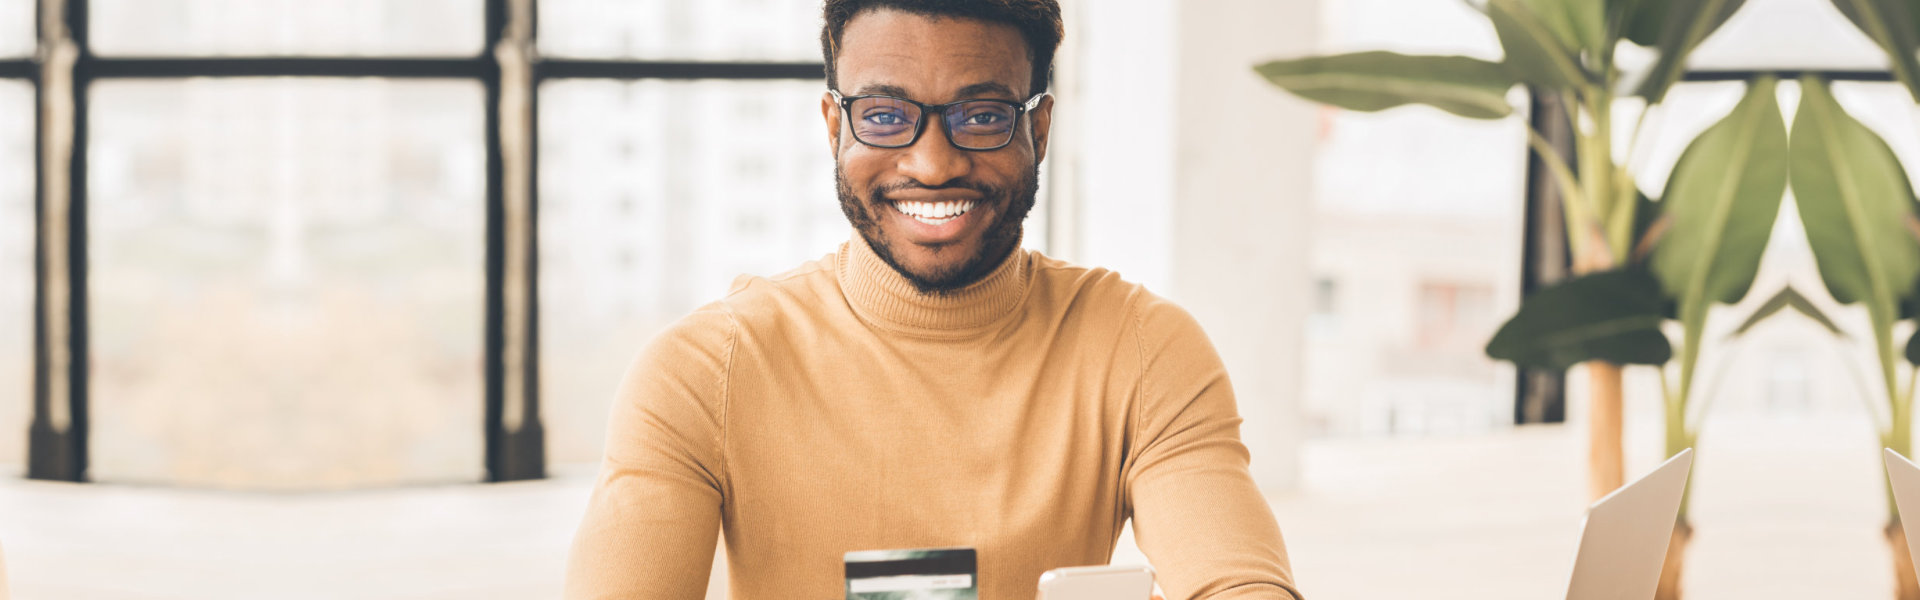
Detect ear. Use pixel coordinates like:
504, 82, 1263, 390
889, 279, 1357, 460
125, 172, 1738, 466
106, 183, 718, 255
1029, 94, 1055, 164
821, 91, 843, 158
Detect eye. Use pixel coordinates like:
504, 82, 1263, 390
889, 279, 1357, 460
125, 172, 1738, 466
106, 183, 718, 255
863, 109, 909, 126
964, 112, 1005, 126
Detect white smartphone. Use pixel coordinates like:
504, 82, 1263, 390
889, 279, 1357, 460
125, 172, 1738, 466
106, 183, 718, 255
1036, 565, 1155, 600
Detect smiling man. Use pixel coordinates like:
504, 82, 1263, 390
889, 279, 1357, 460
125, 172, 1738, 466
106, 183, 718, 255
562, 1, 1300, 599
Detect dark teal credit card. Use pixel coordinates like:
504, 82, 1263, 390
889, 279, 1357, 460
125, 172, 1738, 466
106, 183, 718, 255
844, 547, 978, 600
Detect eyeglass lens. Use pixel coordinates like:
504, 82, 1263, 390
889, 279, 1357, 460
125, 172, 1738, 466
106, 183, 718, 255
849, 97, 1019, 149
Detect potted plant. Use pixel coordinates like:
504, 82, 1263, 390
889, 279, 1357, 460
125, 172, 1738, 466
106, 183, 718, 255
1255, 1, 1772, 596
1788, 0, 1920, 584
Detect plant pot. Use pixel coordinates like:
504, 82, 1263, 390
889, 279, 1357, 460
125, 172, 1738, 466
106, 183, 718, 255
1654, 519, 1692, 600
1890, 520, 1920, 600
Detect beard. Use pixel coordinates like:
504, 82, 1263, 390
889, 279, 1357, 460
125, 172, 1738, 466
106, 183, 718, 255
836, 164, 1039, 295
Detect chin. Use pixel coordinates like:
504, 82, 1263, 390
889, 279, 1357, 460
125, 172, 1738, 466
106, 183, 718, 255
885, 237, 977, 279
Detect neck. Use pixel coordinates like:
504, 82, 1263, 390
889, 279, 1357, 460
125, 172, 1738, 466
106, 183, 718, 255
837, 233, 1032, 335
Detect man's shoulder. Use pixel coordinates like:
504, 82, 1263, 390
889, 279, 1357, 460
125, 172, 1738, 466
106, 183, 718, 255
716, 248, 844, 320
1028, 251, 1184, 328
1027, 251, 1214, 360
643, 250, 841, 355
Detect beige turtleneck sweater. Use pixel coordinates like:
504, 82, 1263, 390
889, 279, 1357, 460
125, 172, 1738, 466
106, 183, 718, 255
563, 235, 1300, 600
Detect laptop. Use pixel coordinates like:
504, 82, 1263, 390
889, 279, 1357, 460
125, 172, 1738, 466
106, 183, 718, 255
1564, 448, 1694, 600
1884, 448, 1920, 584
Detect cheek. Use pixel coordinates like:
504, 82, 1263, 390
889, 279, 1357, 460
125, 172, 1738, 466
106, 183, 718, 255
838, 149, 891, 194
976, 151, 1036, 187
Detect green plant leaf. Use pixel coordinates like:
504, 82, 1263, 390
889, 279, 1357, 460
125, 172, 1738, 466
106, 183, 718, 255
1486, 267, 1673, 370
1489, 0, 1593, 91
1790, 75, 1920, 309
1908, 327, 1920, 365
1253, 52, 1518, 120
1607, 0, 1651, 42
1730, 286, 1846, 338
1830, 0, 1920, 102
1625, 0, 1746, 47
1521, 0, 1609, 60
1651, 76, 1787, 402
1652, 76, 1788, 311
1629, 187, 1665, 262
1629, 0, 1750, 103
1905, 281, 1919, 319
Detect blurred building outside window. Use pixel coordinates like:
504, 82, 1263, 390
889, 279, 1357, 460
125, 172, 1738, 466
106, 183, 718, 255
1306, 276, 1339, 338
1304, 0, 1524, 438
538, 0, 819, 61
1415, 280, 1495, 353
88, 0, 482, 56
537, 80, 842, 465
0, 81, 28, 476
0, 0, 29, 57
87, 79, 486, 489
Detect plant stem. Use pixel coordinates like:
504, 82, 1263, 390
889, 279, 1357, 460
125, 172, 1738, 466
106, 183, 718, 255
1882, 324, 1907, 455
1573, 85, 1628, 502
1884, 323, 1910, 521
1576, 90, 1620, 269
1526, 126, 1594, 262
1590, 361, 1627, 500
1666, 335, 1697, 521
1894, 367, 1920, 521
1624, 102, 1654, 180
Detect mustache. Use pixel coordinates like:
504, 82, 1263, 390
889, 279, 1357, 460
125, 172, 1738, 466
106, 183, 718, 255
870, 178, 1002, 201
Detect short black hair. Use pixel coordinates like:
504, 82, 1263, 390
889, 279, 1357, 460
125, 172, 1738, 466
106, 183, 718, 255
821, 0, 1064, 98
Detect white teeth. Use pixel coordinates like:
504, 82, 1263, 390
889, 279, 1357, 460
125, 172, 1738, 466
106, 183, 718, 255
895, 200, 976, 220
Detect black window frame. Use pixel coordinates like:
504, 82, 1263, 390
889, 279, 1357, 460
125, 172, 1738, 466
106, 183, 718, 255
13, 0, 826, 483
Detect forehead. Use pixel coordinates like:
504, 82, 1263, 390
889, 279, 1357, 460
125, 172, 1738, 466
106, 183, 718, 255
835, 9, 1033, 100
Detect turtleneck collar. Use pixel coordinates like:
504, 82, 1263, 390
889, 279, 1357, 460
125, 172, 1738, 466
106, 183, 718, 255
837, 232, 1032, 336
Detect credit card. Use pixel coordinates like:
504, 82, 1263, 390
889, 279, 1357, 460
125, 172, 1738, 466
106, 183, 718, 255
844, 547, 978, 600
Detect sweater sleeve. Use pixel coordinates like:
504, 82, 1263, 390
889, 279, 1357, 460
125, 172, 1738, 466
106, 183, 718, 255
1123, 296, 1303, 600
563, 304, 737, 600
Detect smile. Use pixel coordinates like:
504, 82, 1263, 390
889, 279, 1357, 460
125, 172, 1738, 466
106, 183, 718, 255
893, 200, 978, 225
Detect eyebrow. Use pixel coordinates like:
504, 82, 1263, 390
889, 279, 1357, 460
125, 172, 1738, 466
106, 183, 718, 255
849, 81, 1021, 102
954, 82, 1018, 100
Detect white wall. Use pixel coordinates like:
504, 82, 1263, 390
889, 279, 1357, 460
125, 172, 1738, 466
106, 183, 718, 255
1065, 0, 1317, 492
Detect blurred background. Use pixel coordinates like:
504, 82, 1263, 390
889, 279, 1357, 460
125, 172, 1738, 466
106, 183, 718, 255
0, 0, 1911, 599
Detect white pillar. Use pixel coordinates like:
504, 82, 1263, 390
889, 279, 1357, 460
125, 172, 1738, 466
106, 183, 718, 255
1069, 0, 1317, 492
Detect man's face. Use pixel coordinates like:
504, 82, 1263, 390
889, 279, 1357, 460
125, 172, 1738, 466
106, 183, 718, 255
823, 9, 1053, 294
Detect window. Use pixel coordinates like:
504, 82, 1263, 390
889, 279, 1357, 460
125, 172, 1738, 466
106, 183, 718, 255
538, 79, 841, 464
1304, 0, 1525, 436
1306, 276, 1339, 339
1313, 277, 1337, 316
0, 81, 28, 475
1685, 0, 1889, 70
1415, 281, 1495, 352
87, 79, 486, 488
0, 0, 29, 57
89, 0, 484, 57
13, 0, 839, 486
539, 0, 821, 61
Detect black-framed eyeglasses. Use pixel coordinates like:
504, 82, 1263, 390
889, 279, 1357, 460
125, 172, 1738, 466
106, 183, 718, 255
831, 89, 1047, 151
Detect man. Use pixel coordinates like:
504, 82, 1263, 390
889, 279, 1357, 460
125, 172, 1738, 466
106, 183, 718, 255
563, 1, 1300, 599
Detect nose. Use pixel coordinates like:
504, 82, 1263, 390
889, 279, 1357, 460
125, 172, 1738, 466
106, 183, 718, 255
894, 115, 971, 187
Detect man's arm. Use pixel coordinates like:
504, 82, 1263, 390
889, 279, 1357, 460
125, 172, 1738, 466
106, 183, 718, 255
1123, 297, 1303, 600
563, 305, 736, 600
